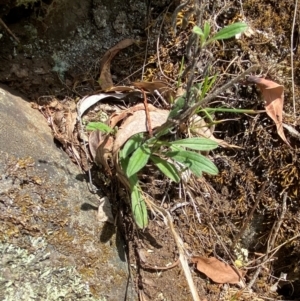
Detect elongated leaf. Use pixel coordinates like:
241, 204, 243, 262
192, 25, 204, 36
170, 137, 218, 151
165, 150, 218, 176
211, 22, 248, 41
203, 21, 211, 40
130, 177, 148, 229
120, 133, 144, 160
150, 155, 180, 183
200, 74, 217, 99
86, 122, 113, 133
125, 144, 151, 177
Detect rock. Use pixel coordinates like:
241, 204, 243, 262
0, 84, 136, 301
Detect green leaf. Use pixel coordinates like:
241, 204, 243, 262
150, 155, 180, 183
200, 74, 217, 99
192, 25, 204, 36
86, 122, 112, 133
165, 150, 218, 176
129, 177, 148, 229
211, 22, 248, 41
120, 156, 130, 173
125, 144, 151, 177
170, 137, 218, 151
203, 21, 211, 40
120, 133, 144, 160
168, 96, 186, 119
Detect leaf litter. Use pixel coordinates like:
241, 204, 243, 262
247, 76, 291, 147
191, 256, 244, 285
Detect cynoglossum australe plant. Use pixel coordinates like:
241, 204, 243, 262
121, 21, 257, 228
85, 21, 254, 229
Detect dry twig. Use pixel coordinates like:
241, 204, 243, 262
144, 197, 201, 301
0, 17, 20, 44
142, 89, 153, 137
291, 0, 298, 117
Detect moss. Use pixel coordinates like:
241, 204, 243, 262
16, 0, 39, 8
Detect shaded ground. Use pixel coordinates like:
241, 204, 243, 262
1, 0, 300, 300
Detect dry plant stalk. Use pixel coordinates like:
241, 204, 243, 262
144, 197, 201, 301
0, 17, 20, 43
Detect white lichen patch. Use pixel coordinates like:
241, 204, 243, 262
0, 239, 105, 301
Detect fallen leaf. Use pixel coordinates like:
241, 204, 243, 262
132, 80, 175, 103
109, 103, 148, 128
88, 130, 102, 160
191, 256, 243, 284
95, 135, 114, 175
99, 39, 135, 90
77, 93, 127, 118
106, 86, 136, 92
247, 76, 290, 147
113, 107, 169, 153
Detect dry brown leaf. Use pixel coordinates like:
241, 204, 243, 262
88, 130, 102, 160
191, 256, 243, 284
109, 103, 147, 128
105, 86, 136, 92
247, 76, 290, 147
66, 110, 77, 141
99, 38, 135, 90
95, 135, 114, 175
132, 80, 175, 102
113, 108, 169, 153
109, 103, 162, 128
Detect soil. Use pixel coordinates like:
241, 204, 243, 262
1, 0, 300, 300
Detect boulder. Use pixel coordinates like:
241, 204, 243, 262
0, 84, 136, 301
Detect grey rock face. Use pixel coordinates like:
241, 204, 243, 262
0, 85, 136, 301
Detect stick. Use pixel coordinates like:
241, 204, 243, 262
142, 89, 153, 137
291, 0, 298, 116
0, 18, 20, 44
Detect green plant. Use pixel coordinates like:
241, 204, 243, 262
85, 22, 252, 230
85, 121, 114, 134
119, 133, 219, 228
192, 21, 248, 48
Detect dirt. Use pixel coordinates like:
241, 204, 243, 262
1, 0, 300, 300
